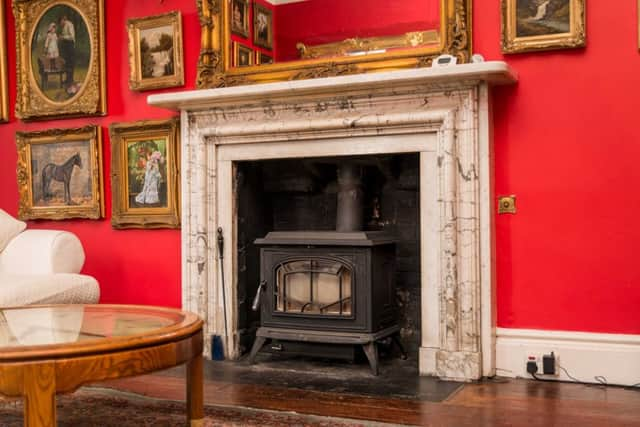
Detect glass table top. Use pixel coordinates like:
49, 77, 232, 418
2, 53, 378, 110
0, 305, 186, 348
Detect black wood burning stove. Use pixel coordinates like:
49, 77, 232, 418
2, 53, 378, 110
247, 163, 406, 375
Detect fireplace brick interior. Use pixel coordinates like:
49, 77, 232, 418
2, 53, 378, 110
236, 153, 420, 361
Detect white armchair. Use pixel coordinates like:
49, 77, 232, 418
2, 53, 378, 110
0, 210, 99, 307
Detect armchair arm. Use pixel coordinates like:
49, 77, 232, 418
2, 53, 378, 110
0, 230, 85, 275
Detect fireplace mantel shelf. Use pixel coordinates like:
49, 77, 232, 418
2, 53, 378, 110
148, 61, 516, 111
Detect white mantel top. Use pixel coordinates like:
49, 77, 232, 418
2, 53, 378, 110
148, 61, 516, 111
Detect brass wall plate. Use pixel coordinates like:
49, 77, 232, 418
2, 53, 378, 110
498, 195, 516, 214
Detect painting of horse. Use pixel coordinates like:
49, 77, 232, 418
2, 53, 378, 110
29, 139, 93, 208
16, 125, 103, 220
41, 152, 82, 205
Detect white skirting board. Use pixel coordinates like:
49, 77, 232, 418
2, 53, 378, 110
496, 328, 640, 386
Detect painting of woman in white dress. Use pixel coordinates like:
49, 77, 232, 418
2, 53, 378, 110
127, 139, 168, 208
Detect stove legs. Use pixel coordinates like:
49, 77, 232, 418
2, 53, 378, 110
247, 336, 267, 364
362, 341, 379, 376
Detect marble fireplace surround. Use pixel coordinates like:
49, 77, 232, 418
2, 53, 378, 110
149, 62, 517, 381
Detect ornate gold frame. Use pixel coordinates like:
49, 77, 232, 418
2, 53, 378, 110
297, 30, 440, 59
16, 126, 105, 220
13, 0, 106, 120
252, 2, 272, 50
109, 119, 180, 229
0, 1, 9, 123
196, 0, 472, 88
233, 42, 253, 67
501, 0, 585, 53
127, 11, 184, 91
230, 0, 249, 38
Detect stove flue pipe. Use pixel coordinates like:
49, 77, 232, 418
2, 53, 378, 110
336, 162, 364, 232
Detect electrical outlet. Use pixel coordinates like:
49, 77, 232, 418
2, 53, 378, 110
525, 353, 559, 376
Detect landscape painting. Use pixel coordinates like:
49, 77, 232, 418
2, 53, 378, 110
128, 11, 183, 91
16, 126, 104, 220
516, 0, 570, 37
502, 0, 585, 53
140, 25, 174, 79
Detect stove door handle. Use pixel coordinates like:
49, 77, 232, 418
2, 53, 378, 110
252, 280, 266, 311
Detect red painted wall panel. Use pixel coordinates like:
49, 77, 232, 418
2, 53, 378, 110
0, 0, 639, 334
275, 0, 439, 61
476, 2, 640, 333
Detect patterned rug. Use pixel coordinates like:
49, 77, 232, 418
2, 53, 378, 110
0, 389, 393, 426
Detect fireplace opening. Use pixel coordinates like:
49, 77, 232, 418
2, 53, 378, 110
236, 153, 420, 373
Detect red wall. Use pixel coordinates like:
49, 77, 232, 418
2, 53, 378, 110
1, 1, 639, 334
477, 2, 640, 334
275, 0, 439, 61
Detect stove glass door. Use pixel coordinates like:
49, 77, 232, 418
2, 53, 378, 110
275, 259, 352, 316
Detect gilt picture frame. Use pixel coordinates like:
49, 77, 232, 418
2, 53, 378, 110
13, 0, 106, 120
256, 51, 273, 65
230, 0, 249, 38
233, 42, 253, 67
253, 3, 273, 50
127, 11, 184, 91
501, 0, 585, 53
109, 119, 180, 229
0, 1, 9, 123
16, 126, 105, 220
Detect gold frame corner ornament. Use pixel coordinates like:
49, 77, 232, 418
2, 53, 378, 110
16, 125, 105, 221
127, 11, 184, 92
13, 0, 106, 121
0, 1, 9, 123
196, 0, 472, 88
501, 0, 585, 54
109, 118, 181, 230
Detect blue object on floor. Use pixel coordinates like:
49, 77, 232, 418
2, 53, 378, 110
212, 335, 225, 360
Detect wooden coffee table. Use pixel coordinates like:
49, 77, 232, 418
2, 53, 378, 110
0, 304, 203, 427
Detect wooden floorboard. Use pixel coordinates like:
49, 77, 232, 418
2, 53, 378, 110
97, 375, 640, 426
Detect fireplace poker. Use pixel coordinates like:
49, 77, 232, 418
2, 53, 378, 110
217, 227, 229, 356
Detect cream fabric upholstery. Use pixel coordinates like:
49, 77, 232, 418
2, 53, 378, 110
0, 209, 26, 252
0, 274, 99, 307
0, 213, 100, 306
0, 230, 85, 275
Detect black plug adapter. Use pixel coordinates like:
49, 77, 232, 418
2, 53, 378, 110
543, 352, 556, 375
526, 359, 538, 374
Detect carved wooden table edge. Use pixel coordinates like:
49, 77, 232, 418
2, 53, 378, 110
0, 304, 204, 427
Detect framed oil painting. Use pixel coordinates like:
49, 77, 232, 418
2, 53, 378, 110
230, 0, 249, 38
16, 126, 104, 220
233, 42, 253, 67
109, 119, 180, 229
127, 11, 184, 91
256, 51, 273, 65
0, 1, 8, 123
501, 0, 585, 53
13, 0, 106, 120
253, 3, 273, 50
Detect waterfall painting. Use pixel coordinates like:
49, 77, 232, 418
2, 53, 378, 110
501, 0, 585, 53
127, 11, 184, 91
